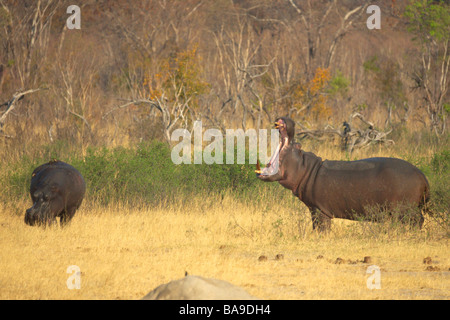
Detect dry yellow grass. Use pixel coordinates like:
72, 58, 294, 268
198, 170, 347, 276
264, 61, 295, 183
0, 195, 448, 300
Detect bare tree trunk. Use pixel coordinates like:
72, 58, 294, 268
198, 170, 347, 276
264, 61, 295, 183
0, 88, 47, 137
288, 0, 369, 75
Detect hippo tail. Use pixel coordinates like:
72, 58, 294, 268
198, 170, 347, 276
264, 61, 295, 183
419, 180, 432, 216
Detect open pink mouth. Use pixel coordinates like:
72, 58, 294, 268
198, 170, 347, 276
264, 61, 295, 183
256, 120, 288, 176
259, 141, 281, 176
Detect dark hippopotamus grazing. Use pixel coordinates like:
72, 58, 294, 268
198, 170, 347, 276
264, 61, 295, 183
25, 160, 86, 227
256, 117, 430, 232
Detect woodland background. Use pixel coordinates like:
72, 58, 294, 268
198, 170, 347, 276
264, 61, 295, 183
0, 0, 448, 150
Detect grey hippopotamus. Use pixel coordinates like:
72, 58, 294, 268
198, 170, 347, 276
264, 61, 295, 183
25, 160, 86, 227
256, 117, 430, 231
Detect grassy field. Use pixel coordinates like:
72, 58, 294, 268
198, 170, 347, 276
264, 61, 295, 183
0, 195, 448, 300
0, 134, 448, 300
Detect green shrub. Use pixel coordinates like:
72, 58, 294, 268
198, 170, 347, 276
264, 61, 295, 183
427, 150, 449, 229
5, 138, 446, 226
2, 140, 285, 207
430, 149, 449, 174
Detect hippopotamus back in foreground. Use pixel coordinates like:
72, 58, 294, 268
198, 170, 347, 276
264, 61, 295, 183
257, 117, 430, 231
25, 160, 86, 227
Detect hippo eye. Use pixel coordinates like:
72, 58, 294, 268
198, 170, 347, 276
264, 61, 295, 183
42, 194, 49, 201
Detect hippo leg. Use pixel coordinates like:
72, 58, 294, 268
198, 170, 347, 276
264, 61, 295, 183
60, 207, 76, 227
310, 208, 331, 232
409, 205, 425, 229
387, 203, 425, 229
400, 208, 424, 229
415, 214, 424, 229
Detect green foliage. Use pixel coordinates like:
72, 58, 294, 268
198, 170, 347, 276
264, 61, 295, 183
4, 137, 447, 227
443, 103, 450, 115
2, 140, 282, 207
355, 103, 368, 111
404, 1, 450, 135
405, 0, 450, 43
363, 56, 380, 73
428, 149, 450, 227
412, 147, 449, 228
327, 70, 350, 98
430, 149, 449, 174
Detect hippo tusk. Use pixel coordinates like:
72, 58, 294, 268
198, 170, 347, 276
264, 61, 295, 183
255, 159, 261, 174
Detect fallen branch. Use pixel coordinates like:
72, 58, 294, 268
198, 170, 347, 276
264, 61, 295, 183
297, 125, 344, 141
295, 112, 394, 153
104, 95, 189, 143
68, 109, 92, 133
0, 87, 47, 137
102, 98, 162, 120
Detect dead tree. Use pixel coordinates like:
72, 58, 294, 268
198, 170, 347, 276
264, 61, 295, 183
296, 112, 394, 153
103, 92, 192, 144
211, 16, 275, 131
342, 113, 394, 153
287, 0, 370, 79
0, 88, 46, 138
0, 0, 59, 87
57, 60, 95, 139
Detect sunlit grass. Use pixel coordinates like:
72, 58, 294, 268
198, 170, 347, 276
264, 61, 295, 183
0, 129, 447, 300
0, 195, 448, 300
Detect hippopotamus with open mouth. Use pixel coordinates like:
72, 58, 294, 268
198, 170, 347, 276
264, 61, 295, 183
256, 117, 430, 231
25, 160, 86, 227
